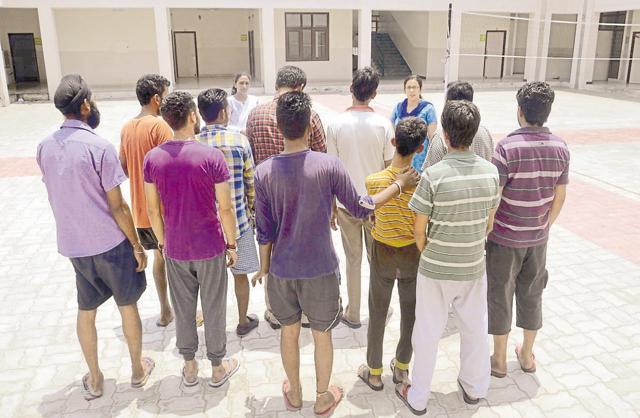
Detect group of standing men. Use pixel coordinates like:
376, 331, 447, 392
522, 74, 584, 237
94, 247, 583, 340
36, 64, 569, 416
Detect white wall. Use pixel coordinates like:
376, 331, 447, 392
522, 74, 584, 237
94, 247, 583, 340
0, 8, 46, 84
513, 14, 528, 74
55, 8, 158, 87
426, 11, 447, 79
384, 11, 429, 76
171, 9, 253, 78
274, 9, 352, 82
458, 13, 513, 79
545, 14, 577, 81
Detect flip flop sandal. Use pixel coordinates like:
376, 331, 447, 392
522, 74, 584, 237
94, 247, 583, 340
81, 373, 103, 401
457, 379, 480, 405
282, 379, 303, 411
340, 315, 362, 329
131, 357, 155, 388
390, 358, 408, 384
515, 344, 536, 373
236, 314, 259, 336
394, 383, 427, 416
156, 317, 173, 327
208, 358, 240, 388
181, 366, 199, 387
314, 385, 344, 417
490, 355, 507, 378
357, 364, 384, 391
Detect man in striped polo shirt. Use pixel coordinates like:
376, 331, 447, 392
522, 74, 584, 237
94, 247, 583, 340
196, 88, 260, 337
487, 82, 569, 378
395, 100, 500, 415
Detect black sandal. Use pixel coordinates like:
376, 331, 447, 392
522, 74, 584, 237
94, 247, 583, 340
395, 383, 427, 416
357, 364, 384, 391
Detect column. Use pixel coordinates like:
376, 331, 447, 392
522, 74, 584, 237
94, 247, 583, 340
0, 41, 9, 106
358, 8, 372, 69
524, 1, 543, 81
261, 7, 276, 94
577, 0, 597, 89
537, 2, 552, 81
445, 4, 462, 86
570, 0, 587, 88
37, 7, 62, 100
154, 7, 174, 88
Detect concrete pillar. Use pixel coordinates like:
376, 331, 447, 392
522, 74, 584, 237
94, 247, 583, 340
154, 7, 174, 88
445, 3, 462, 87
524, 1, 543, 81
570, 0, 587, 88
537, 3, 552, 81
37, 7, 62, 100
261, 7, 276, 94
358, 8, 372, 69
0, 39, 10, 106
577, 0, 598, 88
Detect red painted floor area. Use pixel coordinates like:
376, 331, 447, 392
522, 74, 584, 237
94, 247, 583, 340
0, 157, 40, 178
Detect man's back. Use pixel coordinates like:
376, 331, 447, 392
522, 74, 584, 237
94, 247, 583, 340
246, 99, 326, 165
327, 109, 394, 198
37, 120, 126, 258
489, 127, 569, 248
254, 150, 368, 279
119, 115, 173, 228
196, 125, 255, 239
143, 140, 230, 261
423, 125, 494, 169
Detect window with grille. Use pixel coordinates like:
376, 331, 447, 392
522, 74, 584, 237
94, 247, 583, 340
285, 13, 329, 61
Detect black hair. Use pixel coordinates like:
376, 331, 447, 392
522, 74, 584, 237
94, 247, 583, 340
351, 67, 379, 102
54, 74, 91, 118
446, 81, 474, 102
135, 74, 170, 106
231, 72, 251, 95
197, 88, 227, 124
276, 91, 311, 140
441, 100, 480, 149
403, 75, 423, 99
160, 91, 196, 130
516, 81, 555, 126
275, 65, 307, 90
395, 117, 428, 156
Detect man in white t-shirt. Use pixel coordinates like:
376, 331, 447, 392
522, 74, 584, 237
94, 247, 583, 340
327, 67, 394, 328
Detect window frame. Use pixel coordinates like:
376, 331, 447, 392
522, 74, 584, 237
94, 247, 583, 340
285, 12, 330, 62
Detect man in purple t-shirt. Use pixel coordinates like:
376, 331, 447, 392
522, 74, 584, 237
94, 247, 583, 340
37, 74, 154, 400
251, 92, 418, 415
487, 82, 570, 378
143, 91, 240, 388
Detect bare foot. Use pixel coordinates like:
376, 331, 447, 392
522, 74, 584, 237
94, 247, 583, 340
490, 354, 507, 377
82, 371, 104, 400
131, 357, 155, 388
283, 379, 302, 410
210, 357, 240, 387
314, 385, 344, 416
182, 359, 198, 386
156, 309, 174, 327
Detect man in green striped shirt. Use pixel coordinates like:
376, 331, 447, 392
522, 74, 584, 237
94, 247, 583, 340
395, 100, 500, 415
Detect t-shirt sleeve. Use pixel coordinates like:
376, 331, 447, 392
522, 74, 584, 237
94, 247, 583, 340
383, 121, 395, 161
390, 104, 399, 126
423, 131, 446, 169
423, 104, 438, 125
142, 152, 154, 183
332, 158, 371, 219
99, 144, 127, 192
254, 175, 276, 244
408, 172, 434, 217
209, 149, 231, 184
310, 112, 327, 153
492, 143, 509, 187
153, 119, 174, 146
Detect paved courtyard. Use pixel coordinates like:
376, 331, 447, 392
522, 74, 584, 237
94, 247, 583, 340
0, 89, 639, 418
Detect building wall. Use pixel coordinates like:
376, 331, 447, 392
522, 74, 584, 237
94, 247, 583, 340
170, 8, 253, 78
0, 8, 46, 84
426, 11, 447, 79
385, 11, 429, 76
458, 13, 513, 79
274, 9, 352, 82
545, 14, 577, 81
55, 8, 158, 87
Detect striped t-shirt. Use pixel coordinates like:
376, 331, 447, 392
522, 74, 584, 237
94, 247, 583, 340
409, 151, 500, 281
489, 127, 570, 248
365, 165, 416, 247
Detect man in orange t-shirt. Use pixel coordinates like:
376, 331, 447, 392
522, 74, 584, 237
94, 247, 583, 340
120, 74, 173, 326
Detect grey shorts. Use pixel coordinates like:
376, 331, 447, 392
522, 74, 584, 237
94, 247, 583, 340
267, 272, 342, 332
486, 240, 548, 335
70, 239, 147, 310
230, 229, 260, 276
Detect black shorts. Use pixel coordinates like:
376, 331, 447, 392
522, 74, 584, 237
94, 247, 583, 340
137, 227, 159, 250
70, 239, 147, 310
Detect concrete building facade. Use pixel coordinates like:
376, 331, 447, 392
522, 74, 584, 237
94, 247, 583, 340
1, 0, 640, 106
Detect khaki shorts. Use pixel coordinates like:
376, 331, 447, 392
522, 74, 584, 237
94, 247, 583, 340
486, 240, 548, 335
267, 272, 342, 332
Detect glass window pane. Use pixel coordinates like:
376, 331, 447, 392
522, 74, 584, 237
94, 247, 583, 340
302, 14, 312, 27
313, 14, 328, 27
302, 29, 312, 59
288, 31, 300, 59
286, 13, 300, 27
315, 30, 327, 59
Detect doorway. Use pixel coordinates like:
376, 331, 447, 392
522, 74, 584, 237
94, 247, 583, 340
172, 31, 199, 78
483, 30, 506, 79
628, 32, 640, 84
8, 33, 39, 83
248, 30, 255, 78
